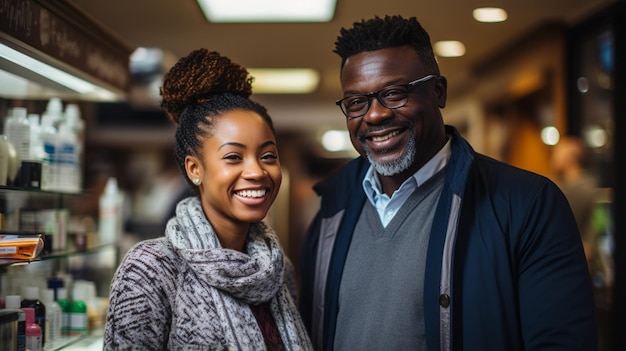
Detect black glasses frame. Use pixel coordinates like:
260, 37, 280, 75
335, 74, 439, 119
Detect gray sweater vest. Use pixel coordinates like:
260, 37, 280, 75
334, 169, 445, 350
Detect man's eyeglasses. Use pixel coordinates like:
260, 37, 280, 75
335, 74, 439, 119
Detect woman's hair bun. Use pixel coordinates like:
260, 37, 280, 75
160, 48, 253, 124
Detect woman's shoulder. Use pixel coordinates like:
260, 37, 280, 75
127, 237, 173, 254
117, 237, 178, 272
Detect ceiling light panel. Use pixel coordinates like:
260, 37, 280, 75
473, 7, 508, 23
197, 0, 337, 22
248, 68, 319, 94
434, 41, 466, 58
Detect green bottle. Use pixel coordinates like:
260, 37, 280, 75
68, 288, 88, 336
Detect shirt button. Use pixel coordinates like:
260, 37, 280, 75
439, 294, 450, 308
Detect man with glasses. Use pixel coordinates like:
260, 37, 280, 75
299, 15, 598, 351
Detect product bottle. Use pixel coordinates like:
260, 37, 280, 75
20, 287, 46, 348
4, 107, 31, 187
64, 104, 84, 190
40, 289, 62, 344
27, 114, 41, 161
3, 107, 13, 134
39, 113, 58, 191
56, 123, 80, 193
63, 104, 84, 138
55, 288, 70, 337
46, 276, 65, 302
55, 271, 74, 300
23, 308, 42, 351
98, 177, 123, 244
26, 114, 44, 187
68, 287, 88, 336
43, 98, 64, 128
5, 107, 31, 164
4, 295, 26, 351
40, 98, 64, 191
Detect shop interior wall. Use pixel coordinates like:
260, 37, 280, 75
445, 22, 568, 179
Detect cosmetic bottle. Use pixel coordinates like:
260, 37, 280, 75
99, 177, 123, 244
40, 289, 62, 344
20, 287, 46, 347
23, 308, 41, 351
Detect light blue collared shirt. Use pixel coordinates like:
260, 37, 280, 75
362, 138, 452, 227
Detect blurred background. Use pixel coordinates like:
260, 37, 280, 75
0, 0, 623, 349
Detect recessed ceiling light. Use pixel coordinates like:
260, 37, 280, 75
248, 68, 319, 94
197, 0, 337, 23
473, 7, 508, 23
434, 41, 466, 58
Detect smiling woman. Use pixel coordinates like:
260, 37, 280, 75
188, 108, 283, 242
103, 48, 313, 351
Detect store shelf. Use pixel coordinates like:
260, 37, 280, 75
0, 185, 85, 198
0, 242, 116, 268
47, 334, 91, 351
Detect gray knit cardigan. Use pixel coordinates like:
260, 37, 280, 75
103, 197, 312, 350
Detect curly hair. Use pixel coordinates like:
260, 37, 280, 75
334, 15, 439, 74
160, 48, 275, 194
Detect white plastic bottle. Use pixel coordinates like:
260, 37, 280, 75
64, 104, 84, 192
55, 288, 70, 337
40, 98, 64, 191
40, 288, 62, 344
64, 104, 84, 155
3, 107, 13, 134
99, 177, 123, 245
56, 123, 80, 193
39, 114, 59, 191
27, 114, 43, 161
5, 107, 31, 164
43, 98, 64, 128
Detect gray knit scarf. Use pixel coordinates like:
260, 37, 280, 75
167, 197, 313, 350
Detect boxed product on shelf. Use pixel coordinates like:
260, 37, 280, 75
0, 233, 44, 261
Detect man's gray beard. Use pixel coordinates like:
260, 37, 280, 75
365, 135, 416, 176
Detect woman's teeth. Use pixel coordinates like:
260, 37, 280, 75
236, 189, 267, 198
